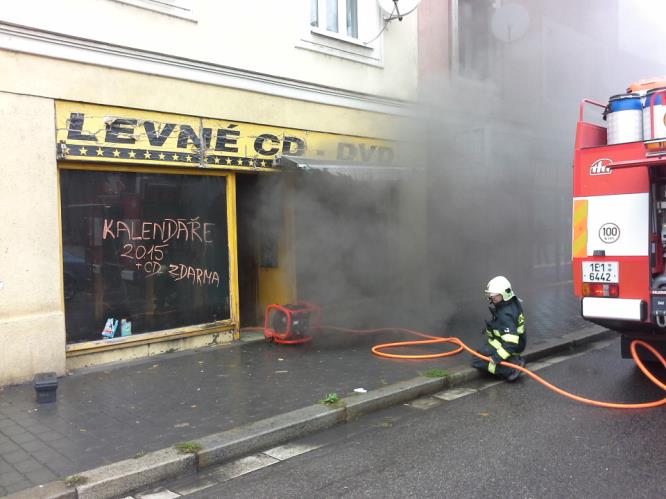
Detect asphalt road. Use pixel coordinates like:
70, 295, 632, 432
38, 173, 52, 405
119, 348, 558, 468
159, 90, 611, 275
141, 338, 666, 499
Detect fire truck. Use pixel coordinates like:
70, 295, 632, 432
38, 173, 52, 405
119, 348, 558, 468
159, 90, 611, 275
573, 81, 666, 359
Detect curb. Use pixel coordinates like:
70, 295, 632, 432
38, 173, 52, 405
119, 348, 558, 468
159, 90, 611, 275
196, 404, 346, 469
8, 325, 610, 499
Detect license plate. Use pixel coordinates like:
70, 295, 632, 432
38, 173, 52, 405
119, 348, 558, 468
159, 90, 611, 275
582, 261, 619, 283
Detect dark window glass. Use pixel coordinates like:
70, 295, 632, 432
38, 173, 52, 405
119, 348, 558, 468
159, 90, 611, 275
459, 0, 496, 80
60, 170, 229, 343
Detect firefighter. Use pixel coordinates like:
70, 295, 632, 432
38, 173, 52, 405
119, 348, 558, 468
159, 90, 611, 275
472, 276, 526, 381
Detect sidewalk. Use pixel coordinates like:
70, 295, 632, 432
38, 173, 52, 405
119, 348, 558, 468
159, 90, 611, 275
0, 283, 602, 497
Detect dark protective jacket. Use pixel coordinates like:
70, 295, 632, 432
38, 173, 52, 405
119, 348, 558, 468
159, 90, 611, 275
484, 296, 526, 365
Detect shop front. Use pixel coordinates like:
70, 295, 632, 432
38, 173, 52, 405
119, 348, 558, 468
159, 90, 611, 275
56, 101, 404, 368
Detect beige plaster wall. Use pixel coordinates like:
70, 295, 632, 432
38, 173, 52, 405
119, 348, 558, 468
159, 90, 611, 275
0, 91, 66, 385
0, 50, 422, 382
0, 51, 410, 141
0, 0, 418, 101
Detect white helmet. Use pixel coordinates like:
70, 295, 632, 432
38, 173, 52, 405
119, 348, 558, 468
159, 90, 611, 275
485, 276, 514, 301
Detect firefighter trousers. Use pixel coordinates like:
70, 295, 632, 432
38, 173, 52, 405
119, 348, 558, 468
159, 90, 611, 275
471, 344, 521, 379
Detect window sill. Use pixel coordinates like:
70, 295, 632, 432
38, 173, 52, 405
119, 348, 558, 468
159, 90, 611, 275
65, 320, 235, 356
297, 28, 383, 67
309, 27, 372, 49
111, 0, 198, 22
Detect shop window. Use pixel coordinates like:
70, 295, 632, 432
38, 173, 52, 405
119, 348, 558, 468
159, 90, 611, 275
60, 170, 229, 344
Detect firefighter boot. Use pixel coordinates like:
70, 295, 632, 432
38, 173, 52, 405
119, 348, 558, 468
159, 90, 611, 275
506, 356, 526, 382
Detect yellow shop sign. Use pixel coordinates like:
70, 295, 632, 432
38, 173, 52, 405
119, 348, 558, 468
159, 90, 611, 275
55, 102, 396, 171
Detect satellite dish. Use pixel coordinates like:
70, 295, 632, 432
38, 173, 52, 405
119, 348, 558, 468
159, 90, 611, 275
377, 0, 422, 19
491, 4, 530, 42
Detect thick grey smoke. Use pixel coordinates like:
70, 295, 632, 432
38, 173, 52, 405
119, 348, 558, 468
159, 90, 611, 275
242, 0, 666, 340
417, 0, 666, 328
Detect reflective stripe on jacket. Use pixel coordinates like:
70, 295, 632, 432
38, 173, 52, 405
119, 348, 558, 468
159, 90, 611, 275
484, 296, 526, 365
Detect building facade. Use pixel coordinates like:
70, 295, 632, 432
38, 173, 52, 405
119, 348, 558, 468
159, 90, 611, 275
0, 0, 424, 385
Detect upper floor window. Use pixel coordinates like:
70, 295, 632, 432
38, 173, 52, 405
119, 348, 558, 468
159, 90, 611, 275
453, 0, 529, 82
301, 0, 382, 66
456, 0, 497, 80
311, 0, 359, 40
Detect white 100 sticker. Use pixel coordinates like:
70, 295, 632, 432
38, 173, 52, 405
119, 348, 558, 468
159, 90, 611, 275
599, 223, 620, 243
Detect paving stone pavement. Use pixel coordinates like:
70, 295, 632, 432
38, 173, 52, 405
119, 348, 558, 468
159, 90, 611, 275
0, 280, 592, 496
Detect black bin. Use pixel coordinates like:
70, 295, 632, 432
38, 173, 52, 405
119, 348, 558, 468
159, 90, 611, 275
33, 372, 58, 403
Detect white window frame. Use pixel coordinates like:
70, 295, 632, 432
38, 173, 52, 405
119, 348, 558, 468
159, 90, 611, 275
311, 0, 359, 41
111, 0, 197, 22
298, 0, 384, 67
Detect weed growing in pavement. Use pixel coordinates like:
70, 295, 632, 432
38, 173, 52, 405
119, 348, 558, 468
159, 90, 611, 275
320, 392, 341, 405
64, 475, 88, 487
133, 451, 147, 459
175, 441, 202, 454
422, 368, 449, 378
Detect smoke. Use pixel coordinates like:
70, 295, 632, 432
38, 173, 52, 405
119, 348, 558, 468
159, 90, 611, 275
241, 0, 666, 339
416, 0, 666, 328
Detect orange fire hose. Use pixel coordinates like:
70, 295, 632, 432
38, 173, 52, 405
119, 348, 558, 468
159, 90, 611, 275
319, 326, 666, 410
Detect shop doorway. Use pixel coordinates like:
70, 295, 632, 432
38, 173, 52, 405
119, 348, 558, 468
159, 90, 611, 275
292, 171, 400, 312
236, 174, 260, 327
236, 173, 291, 328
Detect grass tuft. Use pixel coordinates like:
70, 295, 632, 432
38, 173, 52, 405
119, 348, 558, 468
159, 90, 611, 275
320, 392, 341, 405
422, 368, 449, 378
175, 441, 202, 454
64, 475, 88, 487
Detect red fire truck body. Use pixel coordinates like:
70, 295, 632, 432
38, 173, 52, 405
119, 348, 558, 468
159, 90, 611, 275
573, 99, 666, 358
